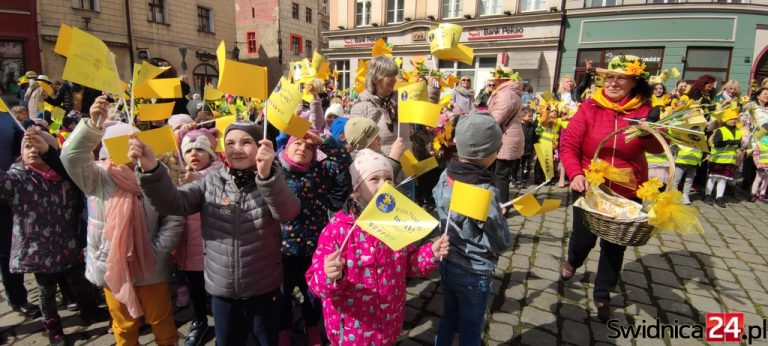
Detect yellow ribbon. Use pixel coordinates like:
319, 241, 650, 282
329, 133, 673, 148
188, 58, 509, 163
584, 159, 638, 190
591, 88, 645, 114
647, 190, 704, 234
636, 177, 663, 202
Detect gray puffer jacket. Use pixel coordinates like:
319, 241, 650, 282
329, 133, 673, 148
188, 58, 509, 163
137, 163, 300, 298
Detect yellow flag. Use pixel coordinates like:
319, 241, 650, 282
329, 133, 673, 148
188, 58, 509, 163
397, 81, 428, 102
54, 24, 73, 57
671, 67, 681, 78
270, 112, 312, 140
204, 84, 225, 101
133, 78, 182, 99
216, 41, 268, 100
428, 23, 463, 52
214, 115, 238, 152
355, 60, 368, 93
439, 94, 452, 109
51, 107, 66, 122
266, 78, 311, 138
39, 81, 54, 97
400, 150, 438, 178
371, 38, 393, 57
512, 194, 561, 217
534, 142, 554, 181
399, 101, 441, 127
315, 62, 331, 81
311, 50, 325, 72
433, 44, 474, 66
394, 80, 419, 91
61, 27, 122, 95
291, 59, 315, 83
133, 61, 171, 87
356, 183, 439, 251
667, 117, 709, 153
0, 98, 9, 112
137, 102, 176, 121
102, 126, 178, 165
450, 180, 492, 222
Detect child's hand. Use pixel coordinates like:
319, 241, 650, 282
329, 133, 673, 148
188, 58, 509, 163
390, 137, 406, 161
324, 250, 343, 281
89, 95, 110, 129
432, 234, 449, 258
255, 139, 275, 179
23, 128, 50, 154
128, 135, 158, 171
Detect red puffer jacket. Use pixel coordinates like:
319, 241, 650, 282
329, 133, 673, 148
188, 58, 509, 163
559, 96, 665, 199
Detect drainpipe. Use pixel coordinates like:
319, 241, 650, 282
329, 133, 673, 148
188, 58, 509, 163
124, 0, 135, 66
552, 0, 568, 92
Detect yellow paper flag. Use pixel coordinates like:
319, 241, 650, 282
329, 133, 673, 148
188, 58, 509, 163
137, 102, 176, 121
429, 24, 463, 52
356, 183, 439, 251
216, 41, 268, 100
291, 59, 315, 83
214, 115, 238, 152
270, 113, 312, 140
266, 78, 311, 138
133, 78, 182, 99
512, 194, 561, 217
371, 38, 393, 57
400, 150, 438, 178
133, 61, 171, 87
204, 84, 225, 101
54, 24, 73, 57
534, 142, 554, 181
397, 81, 428, 102
39, 81, 54, 97
671, 67, 681, 78
0, 98, 9, 112
399, 100, 441, 127
51, 107, 66, 122
433, 44, 474, 66
450, 180, 492, 222
311, 50, 325, 72
61, 27, 122, 95
102, 126, 177, 165
315, 62, 331, 81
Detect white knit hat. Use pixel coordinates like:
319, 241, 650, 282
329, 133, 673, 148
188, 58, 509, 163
180, 128, 218, 160
350, 149, 392, 191
325, 103, 344, 118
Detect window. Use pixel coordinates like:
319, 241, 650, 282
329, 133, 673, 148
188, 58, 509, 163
306, 7, 313, 23
290, 34, 303, 55
334, 60, 351, 91
193, 63, 218, 95
442, 0, 462, 19
197, 7, 213, 33
684, 47, 731, 83
292, 3, 299, 19
520, 0, 547, 12
72, 0, 98, 11
356, 1, 371, 26
585, 0, 619, 7
387, 0, 404, 23
437, 57, 496, 90
148, 0, 166, 23
305, 40, 313, 58
478, 0, 501, 15
574, 48, 665, 85
0, 40, 24, 98
247, 32, 257, 54
322, 0, 328, 15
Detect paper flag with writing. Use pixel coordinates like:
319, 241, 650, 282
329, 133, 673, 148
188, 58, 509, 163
428, 23, 463, 52
356, 183, 439, 251
511, 194, 561, 217
371, 38, 393, 57
103, 126, 177, 165
61, 27, 122, 96
291, 59, 315, 83
399, 100, 441, 127
51, 107, 66, 122
214, 115, 238, 152
133, 61, 171, 87
400, 150, 438, 178
216, 41, 268, 100
397, 81, 428, 102
311, 50, 325, 72
54, 24, 73, 57
450, 180, 492, 222
534, 142, 554, 181
137, 102, 175, 121
266, 78, 311, 138
0, 98, 9, 112
667, 115, 709, 153
204, 84, 225, 101
133, 78, 182, 99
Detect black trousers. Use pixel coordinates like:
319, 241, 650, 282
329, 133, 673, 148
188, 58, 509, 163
0, 204, 28, 308
567, 200, 627, 303
494, 159, 515, 203
33, 264, 96, 319
279, 256, 321, 330
183, 270, 208, 322
510, 155, 534, 186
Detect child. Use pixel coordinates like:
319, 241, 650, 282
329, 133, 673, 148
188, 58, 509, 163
705, 109, 745, 208
2, 129, 101, 345
306, 149, 449, 345
175, 127, 223, 345
132, 121, 300, 346
277, 130, 351, 345
60, 96, 185, 346
751, 134, 768, 201
512, 107, 538, 188
672, 143, 702, 205
344, 116, 405, 174
433, 113, 512, 345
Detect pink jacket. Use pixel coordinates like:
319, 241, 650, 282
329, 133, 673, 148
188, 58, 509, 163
560, 96, 664, 199
174, 161, 223, 271
489, 80, 524, 160
306, 211, 439, 345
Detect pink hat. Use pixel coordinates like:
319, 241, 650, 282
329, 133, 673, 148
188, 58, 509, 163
168, 114, 194, 131
350, 149, 392, 191
180, 128, 219, 160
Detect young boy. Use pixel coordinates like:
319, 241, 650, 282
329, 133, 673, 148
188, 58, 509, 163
433, 111, 513, 345
512, 107, 538, 188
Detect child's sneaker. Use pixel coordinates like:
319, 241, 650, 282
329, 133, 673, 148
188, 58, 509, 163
750, 194, 758, 202
760, 195, 768, 202
43, 316, 66, 346
176, 285, 190, 308
681, 195, 691, 205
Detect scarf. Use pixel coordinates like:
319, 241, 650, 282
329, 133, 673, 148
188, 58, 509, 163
592, 88, 645, 114
651, 94, 670, 108
228, 167, 257, 189
454, 86, 474, 98
102, 162, 155, 318
26, 164, 62, 182
446, 159, 495, 185
370, 93, 397, 132
279, 150, 310, 173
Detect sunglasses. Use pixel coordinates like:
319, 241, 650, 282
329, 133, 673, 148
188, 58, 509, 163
487, 84, 496, 87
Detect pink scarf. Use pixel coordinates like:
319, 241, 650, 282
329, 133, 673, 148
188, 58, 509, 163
102, 162, 155, 318
26, 164, 62, 182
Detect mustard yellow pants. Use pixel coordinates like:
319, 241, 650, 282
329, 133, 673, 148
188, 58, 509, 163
103, 282, 178, 346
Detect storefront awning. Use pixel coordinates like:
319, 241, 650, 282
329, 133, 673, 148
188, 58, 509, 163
508, 51, 542, 70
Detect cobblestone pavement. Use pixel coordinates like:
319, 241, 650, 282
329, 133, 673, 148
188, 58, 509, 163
2, 185, 768, 345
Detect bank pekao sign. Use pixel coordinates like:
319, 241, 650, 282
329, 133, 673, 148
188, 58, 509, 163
468, 25, 525, 41
343, 36, 381, 47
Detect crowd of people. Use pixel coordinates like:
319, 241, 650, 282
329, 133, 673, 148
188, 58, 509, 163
1, 53, 767, 346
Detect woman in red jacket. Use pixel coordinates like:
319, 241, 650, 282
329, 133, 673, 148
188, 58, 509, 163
558, 55, 665, 323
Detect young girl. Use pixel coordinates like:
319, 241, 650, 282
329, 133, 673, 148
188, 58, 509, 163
705, 109, 745, 208
306, 149, 449, 345
751, 133, 768, 201
175, 127, 223, 345
131, 121, 300, 346
277, 130, 351, 345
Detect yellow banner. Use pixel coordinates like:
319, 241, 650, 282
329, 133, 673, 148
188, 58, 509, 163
216, 41, 268, 100
204, 84, 225, 101
133, 61, 171, 87
61, 27, 122, 96
214, 115, 238, 152
534, 142, 554, 181
137, 102, 176, 121
397, 81, 428, 102
450, 180, 492, 222
399, 100, 441, 127
54, 24, 73, 57
400, 150, 438, 178
356, 183, 439, 251
0, 98, 9, 112
103, 126, 178, 165
512, 194, 561, 217
133, 78, 182, 99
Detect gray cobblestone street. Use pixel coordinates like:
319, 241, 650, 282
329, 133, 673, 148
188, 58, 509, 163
2, 185, 768, 345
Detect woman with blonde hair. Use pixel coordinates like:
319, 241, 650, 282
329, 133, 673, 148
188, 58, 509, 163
717, 80, 742, 107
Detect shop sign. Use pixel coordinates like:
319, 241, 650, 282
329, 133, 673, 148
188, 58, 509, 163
196, 50, 217, 62
412, 31, 427, 42
468, 25, 525, 41
343, 36, 382, 47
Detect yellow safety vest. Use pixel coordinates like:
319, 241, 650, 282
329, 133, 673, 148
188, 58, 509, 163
675, 145, 702, 166
759, 141, 768, 165
710, 127, 744, 165
645, 152, 667, 164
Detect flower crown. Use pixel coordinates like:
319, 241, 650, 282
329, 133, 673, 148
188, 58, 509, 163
606, 55, 650, 79
491, 67, 522, 81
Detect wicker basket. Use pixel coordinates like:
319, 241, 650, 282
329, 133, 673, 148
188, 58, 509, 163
577, 125, 676, 246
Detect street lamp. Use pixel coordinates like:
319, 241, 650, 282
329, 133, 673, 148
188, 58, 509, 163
232, 45, 240, 61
